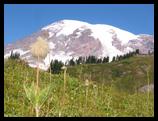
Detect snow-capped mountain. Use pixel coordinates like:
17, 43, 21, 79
4, 19, 154, 70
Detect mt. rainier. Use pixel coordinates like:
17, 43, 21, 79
4, 19, 154, 70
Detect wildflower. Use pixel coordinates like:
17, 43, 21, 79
61, 65, 67, 70
93, 84, 97, 88
29, 36, 49, 117
30, 36, 49, 59
85, 79, 89, 86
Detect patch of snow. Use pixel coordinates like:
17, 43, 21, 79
67, 51, 74, 56
4, 53, 11, 59
38, 63, 48, 71
42, 22, 63, 38
94, 24, 137, 44
75, 31, 82, 38
43, 53, 54, 68
48, 31, 54, 38
4, 49, 30, 59
124, 47, 134, 53
53, 54, 72, 64
67, 38, 71, 43
28, 63, 37, 68
44, 19, 91, 37
87, 25, 123, 61
65, 43, 67, 46
13, 49, 30, 55
21, 55, 31, 59
42, 51, 75, 70
49, 42, 55, 50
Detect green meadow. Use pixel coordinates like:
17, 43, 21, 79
4, 55, 154, 117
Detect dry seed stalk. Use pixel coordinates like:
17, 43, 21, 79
30, 36, 49, 117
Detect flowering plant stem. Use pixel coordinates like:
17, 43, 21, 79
64, 68, 67, 94
35, 55, 40, 117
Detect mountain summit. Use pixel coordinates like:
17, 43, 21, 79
4, 19, 154, 70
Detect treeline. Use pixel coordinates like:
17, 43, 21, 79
49, 49, 139, 74
112, 49, 139, 62
68, 49, 139, 66
48, 56, 109, 74
68, 56, 109, 66
8, 49, 139, 74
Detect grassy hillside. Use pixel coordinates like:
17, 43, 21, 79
4, 56, 154, 117
67, 55, 154, 93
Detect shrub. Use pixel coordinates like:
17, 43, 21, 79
112, 69, 122, 77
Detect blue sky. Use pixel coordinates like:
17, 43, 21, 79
4, 4, 154, 45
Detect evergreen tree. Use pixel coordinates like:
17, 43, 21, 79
103, 56, 109, 63
117, 55, 120, 61
50, 60, 64, 74
102, 57, 106, 63
82, 56, 86, 64
126, 53, 130, 58
85, 55, 97, 64
148, 50, 151, 55
69, 58, 75, 66
136, 49, 139, 54
116, 55, 119, 61
106, 56, 109, 63
124, 54, 126, 59
76, 56, 83, 65
76, 58, 79, 65
97, 58, 102, 63
112, 56, 116, 62
86, 56, 90, 64
91, 56, 97, 63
